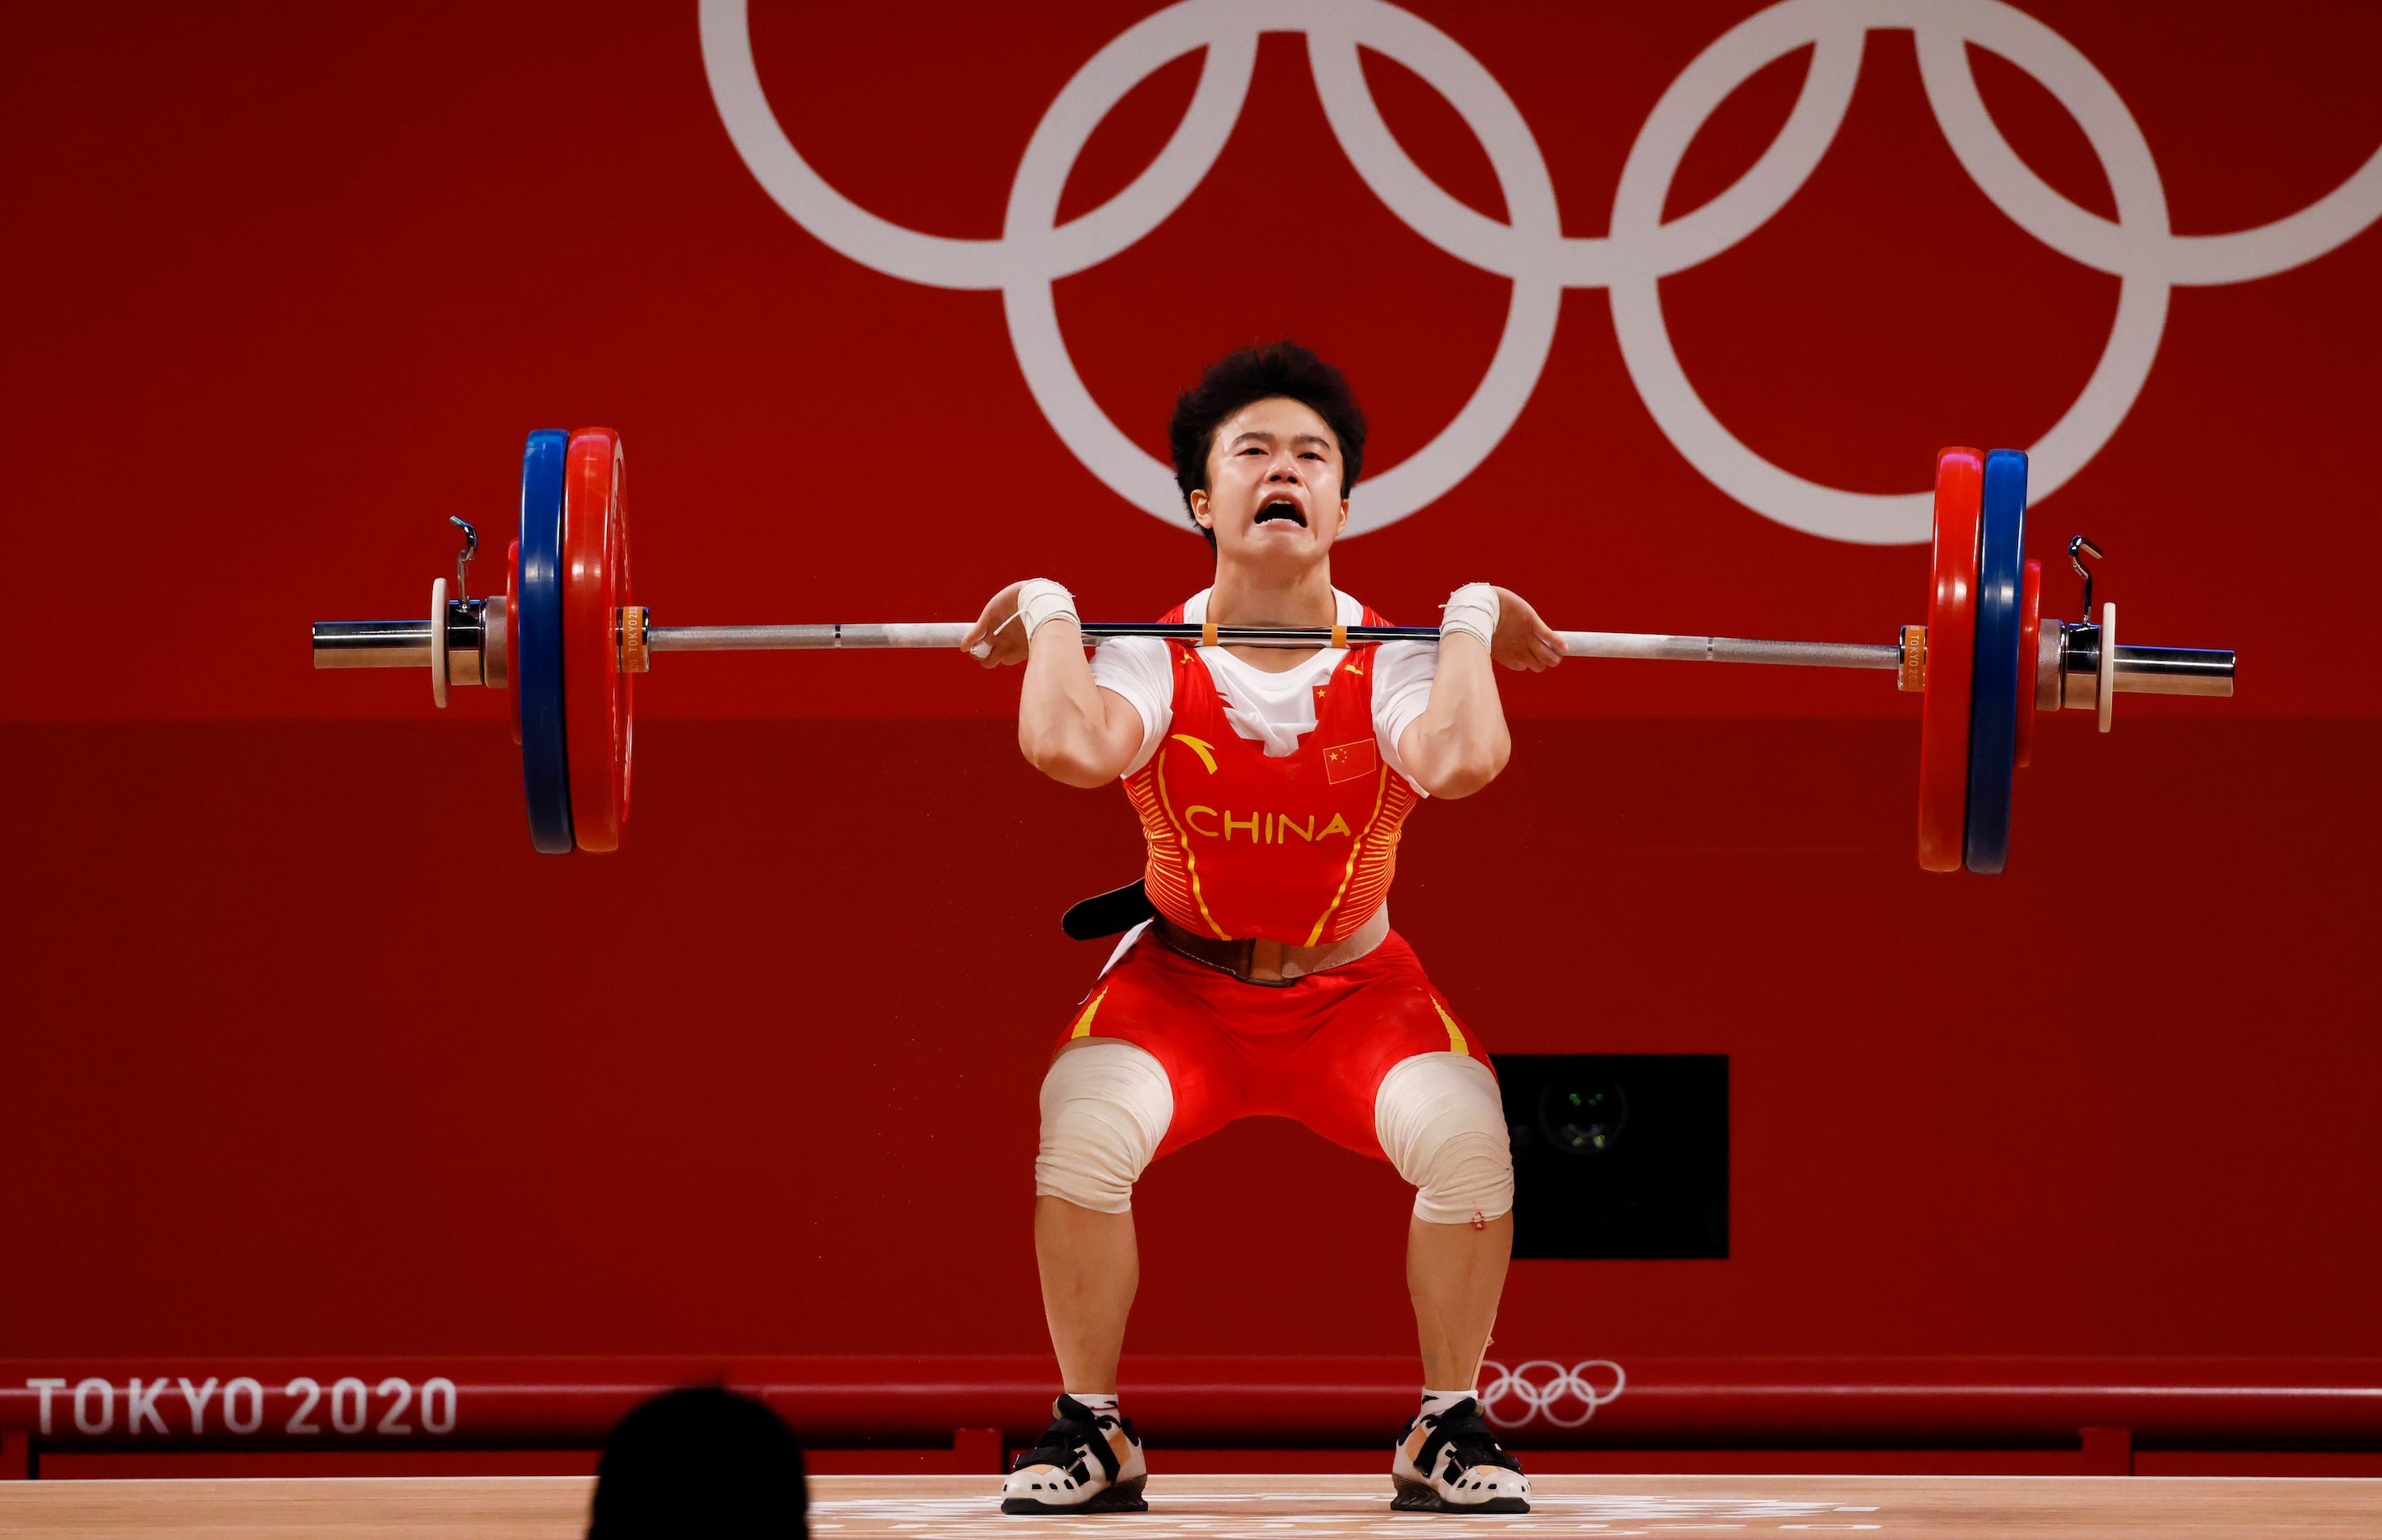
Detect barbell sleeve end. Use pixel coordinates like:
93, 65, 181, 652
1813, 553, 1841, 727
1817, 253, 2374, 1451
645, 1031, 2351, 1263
313, 619, 431, 668
316, 606, 499, 690
2111, 644, 2234, 698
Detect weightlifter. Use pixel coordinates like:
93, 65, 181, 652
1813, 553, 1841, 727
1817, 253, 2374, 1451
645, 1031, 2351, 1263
962, 343, 1563, 1515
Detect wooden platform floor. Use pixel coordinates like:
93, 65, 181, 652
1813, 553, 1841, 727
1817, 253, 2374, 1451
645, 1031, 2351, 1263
2, 1473, 2377, 1537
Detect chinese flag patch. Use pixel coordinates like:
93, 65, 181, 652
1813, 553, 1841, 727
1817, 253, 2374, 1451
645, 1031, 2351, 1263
1323, 739, 1378, 785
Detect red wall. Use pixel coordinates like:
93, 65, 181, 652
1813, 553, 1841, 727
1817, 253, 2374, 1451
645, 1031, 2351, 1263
5, 1, 2379, 720
3, 0, 2378, 1374
5, 716, 2375, 1363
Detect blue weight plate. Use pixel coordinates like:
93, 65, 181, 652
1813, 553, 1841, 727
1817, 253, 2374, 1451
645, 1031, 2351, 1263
1964, 448, 2027, 873
517, 429, 574, 854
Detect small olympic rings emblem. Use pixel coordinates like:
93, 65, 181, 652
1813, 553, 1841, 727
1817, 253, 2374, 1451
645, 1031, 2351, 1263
702, 0, 2382, 545
1477, 1358, 1628, 1430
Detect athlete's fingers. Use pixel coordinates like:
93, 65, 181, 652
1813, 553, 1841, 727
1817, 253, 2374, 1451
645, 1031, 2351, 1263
963, 581, 1031, 667
985, 616, 1035, 667
960, 617, 1008, 668
1487, 585, 1563, 672
977, 626, 1020, 668
1499, 621, 1564, 672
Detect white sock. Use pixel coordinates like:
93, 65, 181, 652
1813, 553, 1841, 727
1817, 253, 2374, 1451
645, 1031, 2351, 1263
1419, 1387, 1473, 1419
1068, 1392, 1119, 1416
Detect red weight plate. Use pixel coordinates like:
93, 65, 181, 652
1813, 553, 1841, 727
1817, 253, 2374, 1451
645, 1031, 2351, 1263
1916, 449, 1981, 873
2014, 558, 2041, 770
508, 538, 522, 749
562, 427, 634, 852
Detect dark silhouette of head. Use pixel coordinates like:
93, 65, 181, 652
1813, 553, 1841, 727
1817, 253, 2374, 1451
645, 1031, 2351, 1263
588, 1387, 808, 1540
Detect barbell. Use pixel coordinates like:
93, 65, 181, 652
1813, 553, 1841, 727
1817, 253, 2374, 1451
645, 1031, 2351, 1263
312, 427, 2234, 872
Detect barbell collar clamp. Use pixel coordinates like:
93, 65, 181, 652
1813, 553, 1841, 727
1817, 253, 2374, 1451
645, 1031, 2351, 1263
430, 578, 449, 708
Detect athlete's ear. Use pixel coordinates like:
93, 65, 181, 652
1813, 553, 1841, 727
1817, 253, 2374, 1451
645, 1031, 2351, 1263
1189, 488, 1213, 528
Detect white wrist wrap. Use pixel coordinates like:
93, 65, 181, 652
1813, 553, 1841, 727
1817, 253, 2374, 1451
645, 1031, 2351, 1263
1016, 578, 1080, 640
1439, 582, 1500, 653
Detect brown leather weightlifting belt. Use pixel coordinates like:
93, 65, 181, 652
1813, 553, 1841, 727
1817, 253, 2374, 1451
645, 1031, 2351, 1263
1151, 905, 1390, 986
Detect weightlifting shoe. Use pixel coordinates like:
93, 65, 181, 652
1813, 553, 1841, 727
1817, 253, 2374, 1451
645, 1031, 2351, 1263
1390, 1397, 1531, 1513
1000, 1395, 1149, 1514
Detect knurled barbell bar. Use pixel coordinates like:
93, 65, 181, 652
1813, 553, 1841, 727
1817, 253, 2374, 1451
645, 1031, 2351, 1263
312, 428, 2234, 872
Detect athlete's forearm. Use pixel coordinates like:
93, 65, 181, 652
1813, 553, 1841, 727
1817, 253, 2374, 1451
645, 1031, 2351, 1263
1018, 620, 1136, 787
1399, 632, 1511, 799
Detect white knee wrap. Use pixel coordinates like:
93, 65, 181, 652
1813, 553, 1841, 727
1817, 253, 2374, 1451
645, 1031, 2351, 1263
1375, 1053, 1514, 1226
1035, 1040, 1173, 1214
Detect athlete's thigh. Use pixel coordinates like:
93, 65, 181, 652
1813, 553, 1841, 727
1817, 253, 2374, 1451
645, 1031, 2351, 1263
1050, 937, 1245, 1156
1283, 934, 1492, 1160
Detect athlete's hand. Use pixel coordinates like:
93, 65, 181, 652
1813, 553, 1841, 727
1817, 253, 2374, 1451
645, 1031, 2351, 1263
1491, 587, 1564, 672
962, 581, 1032, 668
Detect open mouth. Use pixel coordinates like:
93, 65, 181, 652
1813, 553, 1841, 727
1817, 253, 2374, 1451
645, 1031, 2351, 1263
1255, 496, 1306, 528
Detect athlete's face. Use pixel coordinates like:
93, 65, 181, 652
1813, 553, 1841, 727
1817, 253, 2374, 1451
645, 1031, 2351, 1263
1189, 397, 1350, 569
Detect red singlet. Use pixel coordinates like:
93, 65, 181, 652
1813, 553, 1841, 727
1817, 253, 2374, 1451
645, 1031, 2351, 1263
1054, 599, 1491, 1164
1123, 601, 1420, 945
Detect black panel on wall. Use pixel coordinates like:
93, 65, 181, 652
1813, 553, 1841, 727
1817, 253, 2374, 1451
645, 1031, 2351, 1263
1494, 1055, 1728, 1260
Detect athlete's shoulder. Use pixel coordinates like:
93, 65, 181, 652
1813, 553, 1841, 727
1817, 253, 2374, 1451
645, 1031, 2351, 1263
1091, 634, 1174, 681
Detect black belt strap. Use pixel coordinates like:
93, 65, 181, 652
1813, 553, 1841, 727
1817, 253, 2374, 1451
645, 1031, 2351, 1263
1060, 877, 1158, 941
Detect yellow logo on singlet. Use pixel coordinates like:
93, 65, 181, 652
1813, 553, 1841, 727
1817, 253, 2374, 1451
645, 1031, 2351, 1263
1169, 733, 1219, 774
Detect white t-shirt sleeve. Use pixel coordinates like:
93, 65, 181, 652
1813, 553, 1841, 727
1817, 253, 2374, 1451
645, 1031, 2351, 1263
1371, 638, 1437, 791
1088, 636, 1175, 776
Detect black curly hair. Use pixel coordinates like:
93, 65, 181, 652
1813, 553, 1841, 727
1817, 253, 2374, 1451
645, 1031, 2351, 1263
1168, 342, 1367, 551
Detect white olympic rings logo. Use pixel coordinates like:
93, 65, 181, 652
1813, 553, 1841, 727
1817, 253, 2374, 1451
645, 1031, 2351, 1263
1478, 1358, 1628, 1430
701, 0, 2382, 545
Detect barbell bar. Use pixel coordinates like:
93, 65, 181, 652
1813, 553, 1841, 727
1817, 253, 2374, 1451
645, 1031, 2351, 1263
317, 613, 2228, 690
311, 429, 2234, 871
